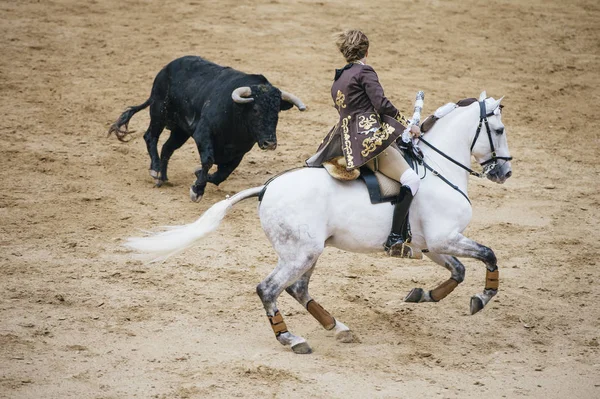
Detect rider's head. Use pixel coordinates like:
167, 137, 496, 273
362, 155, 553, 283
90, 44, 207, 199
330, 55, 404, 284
335, 29, 369, 63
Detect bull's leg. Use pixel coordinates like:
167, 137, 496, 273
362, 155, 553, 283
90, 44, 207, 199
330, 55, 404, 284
285, 264, 355, 343
143, 101, 166, 181
157, 128, 190, 186
404, 253, 465, 303
256, 254, 322, 354
207, 155, 244, 186
426, 233, 499, 314
190, 124, 214, 202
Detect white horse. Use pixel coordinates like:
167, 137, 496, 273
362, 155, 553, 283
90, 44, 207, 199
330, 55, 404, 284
125, 91, 512, 354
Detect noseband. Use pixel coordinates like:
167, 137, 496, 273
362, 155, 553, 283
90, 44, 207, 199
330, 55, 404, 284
415, 100, 513, 204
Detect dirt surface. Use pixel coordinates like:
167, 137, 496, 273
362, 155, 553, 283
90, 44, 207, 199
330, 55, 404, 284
1, 0, 599, 398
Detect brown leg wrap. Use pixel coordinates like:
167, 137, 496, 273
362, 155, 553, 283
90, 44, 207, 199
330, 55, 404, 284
306, 300, 336, 330
430, 279, 459, 302
268, 310, 288, 337
485, 269, 499, 290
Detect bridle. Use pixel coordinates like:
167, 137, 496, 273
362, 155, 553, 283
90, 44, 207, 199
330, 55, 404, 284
470, 100, 513, 173
415, 100, 513, 204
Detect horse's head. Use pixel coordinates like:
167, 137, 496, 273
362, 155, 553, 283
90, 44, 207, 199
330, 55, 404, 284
470, 92, 513, 184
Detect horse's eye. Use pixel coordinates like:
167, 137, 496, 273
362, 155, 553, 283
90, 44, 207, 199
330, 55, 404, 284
495, 127, 504, 135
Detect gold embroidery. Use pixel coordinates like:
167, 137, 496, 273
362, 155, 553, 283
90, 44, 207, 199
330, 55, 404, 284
395, 112, 410, 128
360, 123, 395, 157
341, 115, 354, 168
358, 114, 378, 131
335, 90, 346, 111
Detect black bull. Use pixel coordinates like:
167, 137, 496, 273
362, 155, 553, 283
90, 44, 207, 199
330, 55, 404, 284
108, 56, 306, 201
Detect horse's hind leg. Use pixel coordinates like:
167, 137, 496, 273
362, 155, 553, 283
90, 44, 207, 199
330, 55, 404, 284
256, 254, 320, 354
427, 234, 499, 314
405, 253, 465, 303
285, 264, 355, 343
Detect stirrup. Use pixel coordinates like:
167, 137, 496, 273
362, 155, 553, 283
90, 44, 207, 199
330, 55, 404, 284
385, 239, 423, 260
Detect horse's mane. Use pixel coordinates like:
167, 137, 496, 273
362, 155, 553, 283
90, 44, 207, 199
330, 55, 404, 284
420, 98, 477, 133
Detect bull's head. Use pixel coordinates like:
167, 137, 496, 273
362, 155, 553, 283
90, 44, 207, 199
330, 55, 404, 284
232, 85, 306, 150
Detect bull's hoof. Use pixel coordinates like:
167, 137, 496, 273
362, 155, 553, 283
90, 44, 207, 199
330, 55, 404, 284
189, 187, 202, 202
291, 341, 312, 354
154, 179, 163, 187
470, 295, 484, 315
404, 288, 424, 303
149, 169, 160, 179
335, 330, 356, 343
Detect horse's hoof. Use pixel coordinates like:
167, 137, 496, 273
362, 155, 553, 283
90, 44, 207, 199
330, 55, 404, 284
470, 295, 484, 314
335, 330, 355, 343
291, 342, 312, 354
189, 187, 202, 202
404, 288, 424, 303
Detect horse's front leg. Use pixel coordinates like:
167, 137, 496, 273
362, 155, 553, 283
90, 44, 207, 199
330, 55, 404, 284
426, 233, 499, 314
404, 253, 465, 303
285, 264, 356, 344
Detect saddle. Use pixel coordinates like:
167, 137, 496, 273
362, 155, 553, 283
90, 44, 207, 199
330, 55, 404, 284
322, 153, 418, 204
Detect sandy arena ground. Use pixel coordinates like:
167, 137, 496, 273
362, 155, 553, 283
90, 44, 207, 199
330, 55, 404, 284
1, 0, 599, 398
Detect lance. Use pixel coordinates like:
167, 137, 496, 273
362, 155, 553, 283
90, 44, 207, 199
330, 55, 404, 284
402, 90, 425, 144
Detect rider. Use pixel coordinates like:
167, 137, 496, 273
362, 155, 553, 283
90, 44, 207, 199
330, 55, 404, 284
306, 29, 421, 258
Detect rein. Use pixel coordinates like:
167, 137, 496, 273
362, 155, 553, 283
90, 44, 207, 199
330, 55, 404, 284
418, 160, 472, 204
415, 100, 512, 204
419, 137, 485, 178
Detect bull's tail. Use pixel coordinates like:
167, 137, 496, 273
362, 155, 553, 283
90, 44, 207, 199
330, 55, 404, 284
108, 98, 153, 142
124, 185, 265, 263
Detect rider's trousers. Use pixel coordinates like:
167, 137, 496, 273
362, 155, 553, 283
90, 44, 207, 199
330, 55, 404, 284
365, 145, 420, 195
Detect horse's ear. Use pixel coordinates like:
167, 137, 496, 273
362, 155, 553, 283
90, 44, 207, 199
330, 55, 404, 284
478, 91, 487, 102
486, 96, 504, 114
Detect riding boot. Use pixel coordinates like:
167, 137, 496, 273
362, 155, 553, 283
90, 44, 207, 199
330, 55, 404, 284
384, 186, 422, 259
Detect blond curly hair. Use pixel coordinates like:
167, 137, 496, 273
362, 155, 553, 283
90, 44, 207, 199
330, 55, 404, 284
335, 29, 369, 63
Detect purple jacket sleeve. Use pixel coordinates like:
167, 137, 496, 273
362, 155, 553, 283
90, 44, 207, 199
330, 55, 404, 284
359, 65, 399, 118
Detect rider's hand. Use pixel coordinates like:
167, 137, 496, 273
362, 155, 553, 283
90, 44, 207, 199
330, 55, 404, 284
410, 125, 421, 136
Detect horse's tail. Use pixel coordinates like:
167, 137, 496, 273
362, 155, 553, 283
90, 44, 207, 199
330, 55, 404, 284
107, 98, 153, 142
124, 185, 264, 262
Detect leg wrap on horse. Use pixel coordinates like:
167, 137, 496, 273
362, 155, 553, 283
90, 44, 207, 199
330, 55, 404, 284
430, 278, 459, 302
306, 300, 336, 330
268, 310, 288, 337
485, 269, 499, 290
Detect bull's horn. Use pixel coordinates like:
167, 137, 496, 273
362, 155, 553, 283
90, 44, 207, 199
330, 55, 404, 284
232, 87, 254, 104
281, 90, 307, 111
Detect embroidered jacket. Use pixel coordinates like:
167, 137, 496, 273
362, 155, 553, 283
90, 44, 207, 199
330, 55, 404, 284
306, 63, 410, 170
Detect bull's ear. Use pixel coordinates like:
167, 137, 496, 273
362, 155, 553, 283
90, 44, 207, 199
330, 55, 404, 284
280, 100, 294, 111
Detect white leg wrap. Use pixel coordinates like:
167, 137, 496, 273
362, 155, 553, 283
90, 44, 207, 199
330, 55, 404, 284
400, 169, 420, 196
